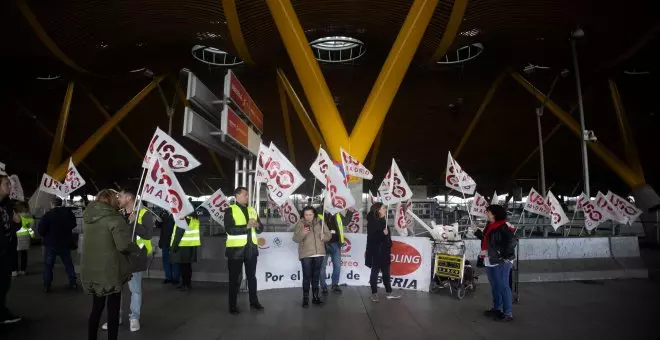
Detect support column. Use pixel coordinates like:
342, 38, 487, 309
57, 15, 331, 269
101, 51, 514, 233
47, 81, 74, 174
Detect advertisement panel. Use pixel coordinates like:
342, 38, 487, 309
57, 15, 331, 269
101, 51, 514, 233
224, 69, 264, 132
222, 106, 249, 149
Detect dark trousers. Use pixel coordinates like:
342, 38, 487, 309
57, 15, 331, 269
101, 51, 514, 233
300, 256, 323, 297
43, 246, 77, 287
180, 263, 192, 286
0, 259, 11, 317
88, 292, 121, 340
12, 250, 28, 272
228, 256, 258, 308
161, 247, 180, 282
369, 265, 392, 294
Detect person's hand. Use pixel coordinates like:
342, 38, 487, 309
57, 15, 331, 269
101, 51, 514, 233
479, 249, 487, 257
303, 225, 311, 234
247, 219, 256, 228
128, 211, 136, 223
383, 227, 389, 235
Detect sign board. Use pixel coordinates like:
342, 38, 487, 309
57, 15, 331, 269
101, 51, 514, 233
221, 106, 260, 156
434, 254, 463, 280
224, 69, 264, 132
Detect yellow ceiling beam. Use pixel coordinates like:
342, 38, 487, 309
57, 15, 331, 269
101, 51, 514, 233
430, 0, 469, 61
221, 0, 254, 65
609, 79, 644, 180
277, 76, 296, 164
47, 81, 74, 174
368, 125, 384, 172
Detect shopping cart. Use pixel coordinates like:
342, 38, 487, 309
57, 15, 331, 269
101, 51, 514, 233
431, 240, 477, 299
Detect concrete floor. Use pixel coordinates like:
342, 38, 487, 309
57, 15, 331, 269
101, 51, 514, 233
1, 258, 659, 340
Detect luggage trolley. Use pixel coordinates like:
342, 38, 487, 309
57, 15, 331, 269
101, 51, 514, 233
432, 240, 477, 299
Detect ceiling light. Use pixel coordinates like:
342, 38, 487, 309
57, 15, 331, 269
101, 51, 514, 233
191, 45, 243, 67
459, 28, 480, 37
195, 32, 222, 40
436, 43, 484, 65
310, 36, 366, 63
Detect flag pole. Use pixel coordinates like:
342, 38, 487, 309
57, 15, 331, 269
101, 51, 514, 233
460, 189, 474, 229
131, 168, 148, 240
131, 199, 142, 240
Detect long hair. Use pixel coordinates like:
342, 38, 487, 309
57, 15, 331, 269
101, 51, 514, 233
369, 202, 385, 220
96, 189, 119, 209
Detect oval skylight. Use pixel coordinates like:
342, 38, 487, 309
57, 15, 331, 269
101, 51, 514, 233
310, 36, 366, 63
436, 43, 484, 65
191, 45, 243, 67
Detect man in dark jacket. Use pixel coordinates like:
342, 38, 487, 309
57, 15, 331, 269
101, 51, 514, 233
0, 175, 21, 323
159, 213, 179, 284
224, 186, 264, 315
38, 197, 78, 292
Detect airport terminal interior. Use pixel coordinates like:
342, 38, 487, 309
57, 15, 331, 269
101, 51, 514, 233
0, 0, 659, 339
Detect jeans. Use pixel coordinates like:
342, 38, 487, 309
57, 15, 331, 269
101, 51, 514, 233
320, 243, 341, 290
228, 256, 258, 308
89, 292, 121, 340
369, 265, 392, 294
126, 271, 142, 321
300, 257, 323, 296
486, 261, 513, 316
43, 247, 77, 288
161, 247, 180, 282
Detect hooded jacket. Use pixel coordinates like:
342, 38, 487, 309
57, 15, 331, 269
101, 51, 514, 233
81, 201, 138, 296
365, 212, 392, 269
292, 217, 331, 260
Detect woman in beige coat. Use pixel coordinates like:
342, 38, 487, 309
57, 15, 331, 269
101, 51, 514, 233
292, 206, 331, 308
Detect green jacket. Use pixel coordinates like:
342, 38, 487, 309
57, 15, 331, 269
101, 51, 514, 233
81, 201, 138, 297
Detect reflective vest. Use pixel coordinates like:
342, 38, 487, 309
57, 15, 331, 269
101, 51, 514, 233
136, 208, 153, 255
16, 216, 35, 238
171, 216, 201, 247
318, 213, 345, 244
226, 205, 258, 248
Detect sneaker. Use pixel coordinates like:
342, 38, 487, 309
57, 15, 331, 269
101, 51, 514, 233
331, 285, 342, 294
11, 272, 17, 277
483, 309, 502, 317
495, 314, 514, 322
229, 307, 240, 315
0, 313, 22, 324
129, 319, 140, 332
250, 302, 265, 311
101, 320, 123, 330
386, 292, 401, 300
370, 294, 379, 303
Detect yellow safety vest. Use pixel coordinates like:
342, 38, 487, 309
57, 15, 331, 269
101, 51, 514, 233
171, 216, 201, 247
136, 208, 153, 255
318, 213, 345, 244
226, 205, 258, 248
16, 216, 35, 238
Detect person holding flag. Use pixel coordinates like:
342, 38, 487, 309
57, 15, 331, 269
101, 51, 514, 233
170, 212, 201, 292
293, 206, 331, 308
224, 186, 265, 315
319, 209, 351, 295
0, 175, 21, 324
12, 202, 34, 276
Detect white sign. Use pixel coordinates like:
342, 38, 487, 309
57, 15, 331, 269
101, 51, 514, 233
255, 232, 433, 292
9, 175, 24, 201
469, 192, 489, 217
577, 193, 606, 231
39, 173, 64, 197
310, 147, 333, 184
323, 163, 355, 215
378, 159, 413, 205
344, 207, 362, 233
394, 201, 413, 236
0, 162, 6, 175
606, 191, 642, 225
524, 188, 550, 217
595, 192, 627, 224
141, 156, 194, 228
143, 127, 201, 172
340, 147, 373, 180
263, 144, 305, 206
200, 188, 229, 225
545, 191, 569, 230
62, 159, 86, 196
445, 152, 476, 195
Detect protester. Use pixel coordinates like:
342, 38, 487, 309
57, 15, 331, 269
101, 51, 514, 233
38, 197, 78, 292
12, 202, 34, 276
159, 213, 180, 285
170, 213, 201, 292
319, 211, 349, 295
225, 186, 264, 315
100, 190, 154, 332
0, 175, 21, 324
365, 202, 400, 302
293, 206, 331, 308
82, 189, 138, 340
478, 204, 516, 322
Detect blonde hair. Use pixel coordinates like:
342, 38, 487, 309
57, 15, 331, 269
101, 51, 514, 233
96, 189, 119, 208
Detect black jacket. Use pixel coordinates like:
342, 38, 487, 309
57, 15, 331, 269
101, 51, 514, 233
365, 213, 391, 269
0, 197, 19, 262
484, 223, 516, 265
224, 204, 263, 260
324, 211, 353, 244
123, 210, 154, 273
38, 206, 77, 249
159, 214, 175, 249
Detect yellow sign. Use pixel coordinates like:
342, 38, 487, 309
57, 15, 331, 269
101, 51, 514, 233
435, 254, 463, 279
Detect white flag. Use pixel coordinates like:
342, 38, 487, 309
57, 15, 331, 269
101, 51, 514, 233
200, 188, 229, 225
310, 147, 333, 184
491, 191, 499, 205
524, 188, 550, 217
0, 162, 6, 175
9, 175, 24, 202
469, 192, 489, 217
394, 201, 413, 236
323, 163, 355, 215
39, 173, 64, 197
577, 193, 606, 231
594, 192, 627, 224
261, 144, 305, 205
255, 143, 273, 184
141, 156, 195, 228
606, 191, 642, 225
445, 152, 476, 195
378, 159, 413, 205
340, 147, 373, 180
143, 127, 201, 172
344, 207, 363, 233
545, 191, 569, 230
62, 159, 86, 196
279, 199, 300, 226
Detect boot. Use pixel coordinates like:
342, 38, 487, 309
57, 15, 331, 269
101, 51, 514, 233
312, 289, 323, 305
332, 284, 342, 294
302, 296, 309, 308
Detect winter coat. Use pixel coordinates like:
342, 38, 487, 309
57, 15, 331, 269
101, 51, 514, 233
292, 218, 331, 259
365, 213, 392, 269
159, 214, 175, 249
0, 197, 19, 263
81, 201, 139, 297
477, 220, 516, 265
170, 226, 198, 264
38, 206, 77, 250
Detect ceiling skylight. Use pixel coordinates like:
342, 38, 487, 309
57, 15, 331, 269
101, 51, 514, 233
310, 36, 366, 63
191, 45, 243, 66
436, 43, 484, 65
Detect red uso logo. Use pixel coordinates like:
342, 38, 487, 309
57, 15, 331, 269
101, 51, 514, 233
148, 136, 190, 170
263, 158, 295, 189
390, 241, 422, 276
341, 237, 351, 254
65, 169, 81, 190
167, 189, 183, 213
583, 202, 603, 222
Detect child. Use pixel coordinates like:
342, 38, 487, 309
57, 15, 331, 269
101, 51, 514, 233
13, 202, 34, 276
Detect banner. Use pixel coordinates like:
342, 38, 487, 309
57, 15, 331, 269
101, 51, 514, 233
0, 162, 6, 175
62, 159, 86, 196
378, 159, 413, 205
606, 191, 642, 225
394, 201, 413, 236
469, 192, 489, 217
545, 191, 569, 230
39, 173, 64, 197
340, 147, 373, 180
200, 188, 229, 225
445, 152, 476, 195
255, 143, 272, 183
9, 175, 24, 201
263, 144, 305, 205
524, 188, 550, 217
577, 193, 606, 231
255, 233, 433, 292
143, 127, 201, 172
310, 147, 332, 184
279, 199, 300, 226
491, 191, 499, 205
344, 207, 362, 233
323, 163, 355, 215
141, 157, 194, 229
595, 192, 627, 224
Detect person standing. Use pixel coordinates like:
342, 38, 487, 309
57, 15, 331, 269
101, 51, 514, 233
479, 204, 516, 322
82, 189, 138, 340
365, 202, 400, 302
38, 197, 78, 292
0, 175, 21, 324
159, 213, 180, 285
224, 186, 264, 315
319, 211, 349, 295
293, 207, 331, 308
13, 202, 35, 276
170, 213, 201, 292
